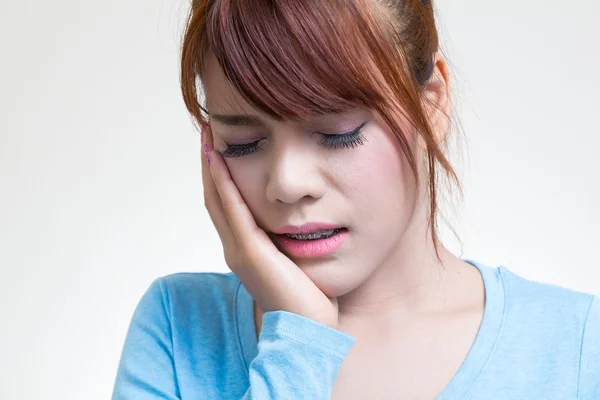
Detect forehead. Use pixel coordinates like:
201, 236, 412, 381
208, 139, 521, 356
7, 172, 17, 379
202, 52, 263, 117
201, 51, 371, 126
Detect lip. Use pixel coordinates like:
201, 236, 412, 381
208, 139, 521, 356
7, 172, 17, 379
274, 222, 345, 235
271, 223, 349, 259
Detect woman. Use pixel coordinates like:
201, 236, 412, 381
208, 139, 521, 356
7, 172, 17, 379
112, 0, 599, 398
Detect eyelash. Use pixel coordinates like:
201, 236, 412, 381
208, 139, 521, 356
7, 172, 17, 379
221, 121, 369, 158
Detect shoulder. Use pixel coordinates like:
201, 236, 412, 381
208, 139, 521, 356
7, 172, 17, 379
467, 261, 599, 397
142, 271, 243, 325
113, 272, 245, 398
495, 265, 595, 328
128, 271, 243, 340
156, 270, 242, 305
469, 261, 596, 349
123, 271, 246, 362
492, 265, 599, 395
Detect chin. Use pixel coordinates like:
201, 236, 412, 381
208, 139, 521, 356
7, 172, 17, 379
293, 256, 363, 298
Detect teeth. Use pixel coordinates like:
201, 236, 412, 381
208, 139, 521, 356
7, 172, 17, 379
284, 228, 342, 241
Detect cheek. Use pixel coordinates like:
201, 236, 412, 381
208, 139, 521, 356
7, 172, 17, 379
333, 125, 417, 246
337, 128, 411, 202
225, 159, 266, 214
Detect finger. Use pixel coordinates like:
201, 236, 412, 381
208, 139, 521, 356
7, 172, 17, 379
208, 149, 263, 249
201, 125, 236, 249
204, 136, 337, 320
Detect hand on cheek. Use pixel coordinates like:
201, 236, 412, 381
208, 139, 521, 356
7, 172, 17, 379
200, 122, 341, 330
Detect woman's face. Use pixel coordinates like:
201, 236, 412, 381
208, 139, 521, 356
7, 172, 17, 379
203, 52, 427, 298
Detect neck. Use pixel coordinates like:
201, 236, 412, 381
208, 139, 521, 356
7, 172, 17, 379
336, 206, 469, 324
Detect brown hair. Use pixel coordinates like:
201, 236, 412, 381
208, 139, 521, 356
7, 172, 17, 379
180, 0, 462, 261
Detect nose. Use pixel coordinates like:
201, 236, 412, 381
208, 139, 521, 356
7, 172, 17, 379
265, 145, 326, 204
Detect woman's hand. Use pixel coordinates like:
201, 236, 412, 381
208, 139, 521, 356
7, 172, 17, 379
201, 124, 339, 330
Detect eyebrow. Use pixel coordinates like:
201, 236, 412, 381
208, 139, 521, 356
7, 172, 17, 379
210, 114, 267, 127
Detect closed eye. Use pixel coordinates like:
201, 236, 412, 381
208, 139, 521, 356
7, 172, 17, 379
316, 121, 369, 150
220, 120, 369, 158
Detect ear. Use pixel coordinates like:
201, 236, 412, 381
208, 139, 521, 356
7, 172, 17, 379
421, 52, 451, 146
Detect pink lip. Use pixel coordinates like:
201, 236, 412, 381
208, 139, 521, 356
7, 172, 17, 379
274, 222, 345, 235
272, 223, 349, 259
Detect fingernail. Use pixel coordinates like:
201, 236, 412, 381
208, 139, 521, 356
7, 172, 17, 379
204, 143, 211, 166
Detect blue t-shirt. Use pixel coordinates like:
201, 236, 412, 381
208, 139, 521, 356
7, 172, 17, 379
111, 260, 599, 399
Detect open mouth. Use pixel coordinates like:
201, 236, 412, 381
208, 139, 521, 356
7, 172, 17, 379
273, 228, 349, 258
281, 228, 346, 241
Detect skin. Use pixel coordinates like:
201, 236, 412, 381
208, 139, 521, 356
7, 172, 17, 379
201, 50, 486, 399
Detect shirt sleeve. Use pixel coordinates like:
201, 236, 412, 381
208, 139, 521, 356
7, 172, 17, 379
243, 310, 356, 399
111, 278, 180, 400
579, 295, 600, 400
111, 277, 356, 399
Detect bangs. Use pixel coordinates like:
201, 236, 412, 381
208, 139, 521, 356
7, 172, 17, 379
181, 0, 461, 263
203, 0, 410, 121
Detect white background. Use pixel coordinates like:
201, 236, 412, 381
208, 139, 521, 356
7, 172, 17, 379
1, 0, 598, 398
